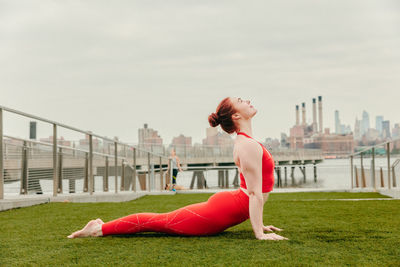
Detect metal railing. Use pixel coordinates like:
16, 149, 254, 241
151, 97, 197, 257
349, 137, 400, 190
0, 105, 170, 199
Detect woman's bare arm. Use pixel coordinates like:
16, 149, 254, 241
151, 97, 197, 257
239, 140, 288, 241
239, 140, 264, 239
176, 156, 184, 172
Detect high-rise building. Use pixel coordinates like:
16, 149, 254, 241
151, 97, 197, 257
393, 123, 400, 138
375, 116, 384, 135
335, 110, 341, 134
361, 111, 370, 136
382, 120, 391, 138
354, 118, 361, 140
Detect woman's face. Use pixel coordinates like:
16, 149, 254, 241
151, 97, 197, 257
231, 97, 257, 120
170, 149, 176, 156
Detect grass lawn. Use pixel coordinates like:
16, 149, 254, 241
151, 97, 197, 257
1, 192, 399, 266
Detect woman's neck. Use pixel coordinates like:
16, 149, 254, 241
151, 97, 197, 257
237, 120, 253, 137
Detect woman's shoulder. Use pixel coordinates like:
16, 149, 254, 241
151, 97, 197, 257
234, 137, 262, 155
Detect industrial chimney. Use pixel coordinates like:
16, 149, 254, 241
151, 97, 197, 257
296, 105, 299, 125
302, 102, 306, 126
318, 96, 323, 133
312, 98, 317, 133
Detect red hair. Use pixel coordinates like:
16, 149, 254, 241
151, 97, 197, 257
208, 97, 238, 134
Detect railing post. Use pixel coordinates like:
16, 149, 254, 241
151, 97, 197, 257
89, 134, 94, 195
159, 156, 163, 191
169, 158, 173, 186
58, 147, 63, 193
84, 152, 89, 192
0, 108, 3, 199
350, 155, 353, 189
354, 166, 359, 187
147, 152, 151, 192
52, 124, 58, 197
361, 153, 366, 187
132, 148, 137, 192
371, 147, 376, 191
104, 156, 109, 192
20, 141, 28, 195
387, 142, 391, 189
114, 141, 118, 193
121, 160, 125, 191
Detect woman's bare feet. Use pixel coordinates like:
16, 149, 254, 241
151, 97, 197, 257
67, 218, 104, 238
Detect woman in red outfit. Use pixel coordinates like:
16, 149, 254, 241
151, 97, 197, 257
68, 97, 288, 241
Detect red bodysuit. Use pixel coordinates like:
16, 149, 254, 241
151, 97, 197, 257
101, 132, 275, 236
237, 132, 275, 193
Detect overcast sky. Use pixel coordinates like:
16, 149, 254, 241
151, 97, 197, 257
1, 0, 399, 144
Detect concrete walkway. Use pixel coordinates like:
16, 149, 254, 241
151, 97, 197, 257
1, 187, 398, 211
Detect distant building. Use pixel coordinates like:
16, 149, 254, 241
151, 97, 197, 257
393, 123, 400, 138
361, 111, 370, 136
170, 134, 192, 156
382, 120, 391, 139
77, 134, 101, 151
138, 124, 163, 145
171, 134, 192, 146
280, 133, 289, 148
289, 96, 354, 157
264, 137, 280, 149
335, 110, 341, 134
40, 136, 72, 147
304, 133, 354, 157
202, 127, 233, 146
375, 115, 383, 135
335, 110, 351, 135
365, 128, 380, 141
289, 125, 305, 149
354, 118, 361, 140
138, 123, 163, 153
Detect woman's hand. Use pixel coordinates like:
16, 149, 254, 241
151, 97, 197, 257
256, 233, 288, 240
263, 225, 283, 232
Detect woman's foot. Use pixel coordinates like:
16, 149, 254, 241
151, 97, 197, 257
67, 218, 104, 238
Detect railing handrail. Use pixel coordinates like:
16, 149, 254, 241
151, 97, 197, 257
4, 134, 119, 158
350, 136, 400, 157
0, 105, 167, 159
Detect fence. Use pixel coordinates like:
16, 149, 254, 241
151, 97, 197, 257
0, 106, 172, 199
350, 138, 400, 190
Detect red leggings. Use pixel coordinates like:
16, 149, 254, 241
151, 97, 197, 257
102, 189, 249, 236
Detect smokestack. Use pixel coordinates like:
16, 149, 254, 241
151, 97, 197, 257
312, 98, 317, 132
318, 96, 323, 133
302, 102, 306, 126
296, 105, 299, 125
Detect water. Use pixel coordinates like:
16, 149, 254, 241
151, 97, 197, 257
4, 158, 399, 196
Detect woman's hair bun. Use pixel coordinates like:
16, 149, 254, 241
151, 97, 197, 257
208, 112, 220, 127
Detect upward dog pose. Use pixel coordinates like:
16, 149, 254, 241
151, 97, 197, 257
68, 97, 288, 240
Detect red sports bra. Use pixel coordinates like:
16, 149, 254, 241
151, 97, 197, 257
237, 132, 275, 193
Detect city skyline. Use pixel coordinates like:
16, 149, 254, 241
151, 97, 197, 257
1, 1, 400, 144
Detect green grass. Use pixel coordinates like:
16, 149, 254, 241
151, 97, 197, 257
1, 192, 399, 266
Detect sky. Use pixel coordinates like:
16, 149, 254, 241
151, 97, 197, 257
1, 0, 400, 144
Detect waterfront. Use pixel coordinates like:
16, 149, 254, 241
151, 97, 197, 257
4, 157, 399, 196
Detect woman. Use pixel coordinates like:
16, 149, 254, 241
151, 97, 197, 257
165, 148, 183, 191
68, 97, 288, 240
